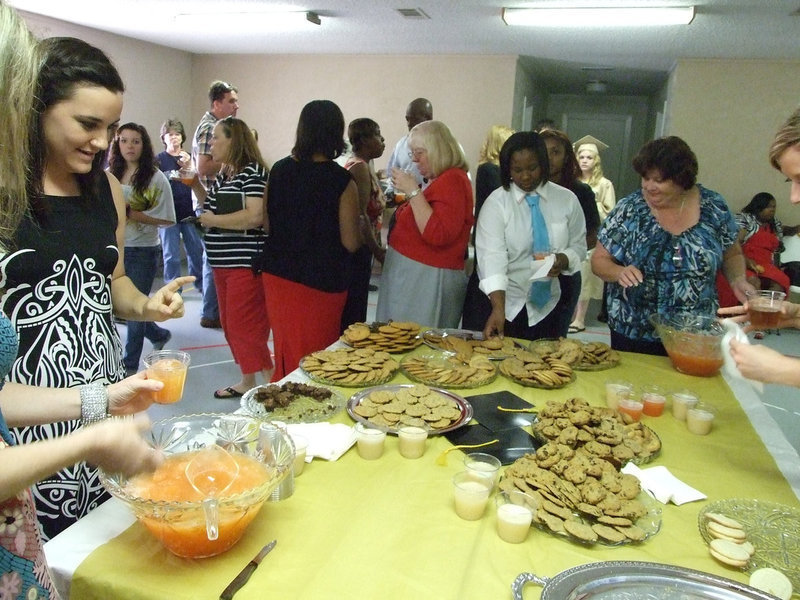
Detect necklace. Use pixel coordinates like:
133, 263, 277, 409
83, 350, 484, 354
652, 193, 687, 219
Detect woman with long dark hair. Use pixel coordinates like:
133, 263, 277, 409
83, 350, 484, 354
107, 123, 176, 374
261, 100, 360, 380
0, 36, 190, 540
539, 128, 599, 334
190, 116, 273, 397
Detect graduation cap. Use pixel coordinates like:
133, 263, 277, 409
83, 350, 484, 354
573, 134, 609, 155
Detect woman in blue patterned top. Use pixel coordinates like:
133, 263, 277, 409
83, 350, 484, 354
592, 136, 753, 355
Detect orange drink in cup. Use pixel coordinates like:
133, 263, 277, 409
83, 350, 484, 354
144, 350, 190, 404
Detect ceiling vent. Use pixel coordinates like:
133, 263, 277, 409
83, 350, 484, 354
586, 80, 608, 94
396, 8, 431, 19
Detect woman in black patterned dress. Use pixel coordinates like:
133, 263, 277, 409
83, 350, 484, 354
0, 37, 191, 540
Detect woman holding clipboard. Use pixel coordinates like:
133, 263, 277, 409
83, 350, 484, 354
189, 116, 273, 398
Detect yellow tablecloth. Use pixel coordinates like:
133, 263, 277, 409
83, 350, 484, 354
70, 350, 799, 599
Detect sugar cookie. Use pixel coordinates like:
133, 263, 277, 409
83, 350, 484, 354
749, 567, 792, 600
709, 538, 751, 566
705, 511, 744, 530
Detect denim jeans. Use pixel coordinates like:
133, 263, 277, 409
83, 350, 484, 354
123, 245, 170, 371
159, 222, 205, 294
202, 248, 219, 321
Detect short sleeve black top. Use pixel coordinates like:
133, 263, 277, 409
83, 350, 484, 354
261, 156, 353, 292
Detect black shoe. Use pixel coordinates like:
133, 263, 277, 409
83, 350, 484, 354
368, 284, 378, 292
152, 331, 172, 351
200, 317, 222, 329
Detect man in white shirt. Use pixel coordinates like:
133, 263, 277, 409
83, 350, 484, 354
385, 98, 432, 197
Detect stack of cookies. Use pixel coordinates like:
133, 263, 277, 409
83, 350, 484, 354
703, 512, 755, 567
400, 353, 496, 388
341, 321, 423, 353
532, 398, 661, 463
529, 337, 621, 370
350, 384, 463, 431
300, 347, 399, 386
499, 352, 574, 388
501, 449, 651, 545
423, 331, 519, 360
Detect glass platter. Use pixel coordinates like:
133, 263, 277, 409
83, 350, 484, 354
400, 352, 498, 389
339, 321, 423, 353
529, 338, 621, 371
512, 561, 780, 600
530, 417, 662, 465
698, 498, 800, 590
299, 348, 400, 388
498, 357, 576, 389
347, 384, 473, 435
524, 485, 662, 547
422, 328, 525, 360
240, 384, 346, 423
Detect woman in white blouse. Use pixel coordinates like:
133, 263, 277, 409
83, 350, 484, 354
476, 131, 586, 341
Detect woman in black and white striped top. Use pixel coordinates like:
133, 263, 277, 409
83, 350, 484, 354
190, 117, 273, 398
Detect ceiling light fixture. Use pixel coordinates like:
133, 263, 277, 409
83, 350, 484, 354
175, 10, 321, 29
502, 6, 695, 27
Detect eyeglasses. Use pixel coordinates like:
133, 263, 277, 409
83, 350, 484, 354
407, 148, 427, 159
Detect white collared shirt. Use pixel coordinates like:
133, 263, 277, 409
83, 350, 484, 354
385, 134, 425, 193
476, 181, 586, 325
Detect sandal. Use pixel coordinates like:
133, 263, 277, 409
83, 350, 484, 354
214, 386, 245, 399
568, 325, 585, 334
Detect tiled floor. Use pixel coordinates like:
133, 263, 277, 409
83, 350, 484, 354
130, 275, 800, 457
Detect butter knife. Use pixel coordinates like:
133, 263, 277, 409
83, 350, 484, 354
219, 540, 277, 600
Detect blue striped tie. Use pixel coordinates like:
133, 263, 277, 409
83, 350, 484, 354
525, 193, 551, 307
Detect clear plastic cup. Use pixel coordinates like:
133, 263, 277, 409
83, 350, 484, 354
463, 452, 501, 488
641, 384, 667, 417
618, 398, 644, 421
143, 350, 190, 404
397, 426, 428, 459
605, 379, 633, 411
290, 434, 308, 476
686, 401, 717, 435
495, 490, 537, 543
452, 471, 492, 521
354, 423, 386, 460
671, 390, 699, 421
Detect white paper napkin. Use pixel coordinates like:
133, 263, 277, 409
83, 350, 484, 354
285, 423, 356, 462
621, 463, 707, 505
720, 318, 764, 393
529, 254, 556, 282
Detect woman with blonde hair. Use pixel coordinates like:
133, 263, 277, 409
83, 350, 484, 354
190, 116, 273, 398
377, 120, 473, 327
462, 124, 514, 330
571, 135, 616, 331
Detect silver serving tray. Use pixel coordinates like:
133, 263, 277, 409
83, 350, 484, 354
512, 561, 778, 600
347, 384, 473, 435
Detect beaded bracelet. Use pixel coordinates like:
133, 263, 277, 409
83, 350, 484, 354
80, 383, 109, 425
